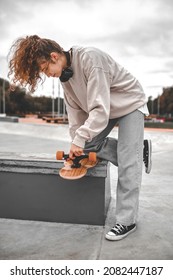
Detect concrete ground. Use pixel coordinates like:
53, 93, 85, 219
0, 121, 173, 260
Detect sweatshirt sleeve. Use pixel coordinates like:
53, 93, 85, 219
64, 93, 89, 141
72, 67, 111, 148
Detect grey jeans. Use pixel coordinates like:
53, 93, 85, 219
84, 109, 144, 225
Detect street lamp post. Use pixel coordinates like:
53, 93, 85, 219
3, 79, 6, 115
57, 79, 60, 117
52, 78, 55, 118
157, 94, 160, 116
151, 97, 153, 115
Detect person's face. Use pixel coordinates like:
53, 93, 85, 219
39, 52, 66, 78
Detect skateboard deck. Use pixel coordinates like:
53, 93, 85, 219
56, 151, 99, 180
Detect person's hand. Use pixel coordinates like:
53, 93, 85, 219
69, 143, 84, 159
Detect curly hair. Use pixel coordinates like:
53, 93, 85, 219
8, 35, 63, 92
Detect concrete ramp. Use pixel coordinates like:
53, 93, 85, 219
0, 122, 70, 142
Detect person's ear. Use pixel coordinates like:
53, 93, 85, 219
50, 52, 59, 62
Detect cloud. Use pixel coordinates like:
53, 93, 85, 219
0, 0, 33, 37
0, 0, 173, 97
1, 0, 173, 56
83, 1, 173, 59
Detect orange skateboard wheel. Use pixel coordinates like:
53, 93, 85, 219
56, 151, 64, 160
88, 152, 97, 162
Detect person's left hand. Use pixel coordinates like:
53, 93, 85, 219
69, 143, 84, 159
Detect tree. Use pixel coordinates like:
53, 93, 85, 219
0, 77, 66, 116
0, 78, 10, 114
147, 96, 153, 114
161, 87, 173, 115
147, 86, 173, 116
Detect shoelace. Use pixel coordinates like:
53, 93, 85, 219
112, 224, 127, 233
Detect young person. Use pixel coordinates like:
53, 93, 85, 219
8, 35, 152, 241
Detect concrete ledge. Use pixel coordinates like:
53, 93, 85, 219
0, 158, 108, 176
0, 116, 18, 123
0, 158, 111, 225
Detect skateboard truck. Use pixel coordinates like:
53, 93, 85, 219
56, 151, 98, 180
56, 152, 93, 168
70, 155, 89, 168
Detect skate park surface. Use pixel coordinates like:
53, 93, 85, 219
0, 121, 173, 260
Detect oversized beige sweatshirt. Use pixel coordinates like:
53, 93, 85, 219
61, 46, 147, 148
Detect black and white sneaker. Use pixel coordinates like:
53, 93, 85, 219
143, 139, 152, 174
105, 223, 136, 241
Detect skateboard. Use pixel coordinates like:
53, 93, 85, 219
56, 151, 99, 180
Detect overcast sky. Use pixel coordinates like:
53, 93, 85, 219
0, 0, 173, 98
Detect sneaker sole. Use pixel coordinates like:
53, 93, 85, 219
146, 139, 152, 174
105, 226, 137, 241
